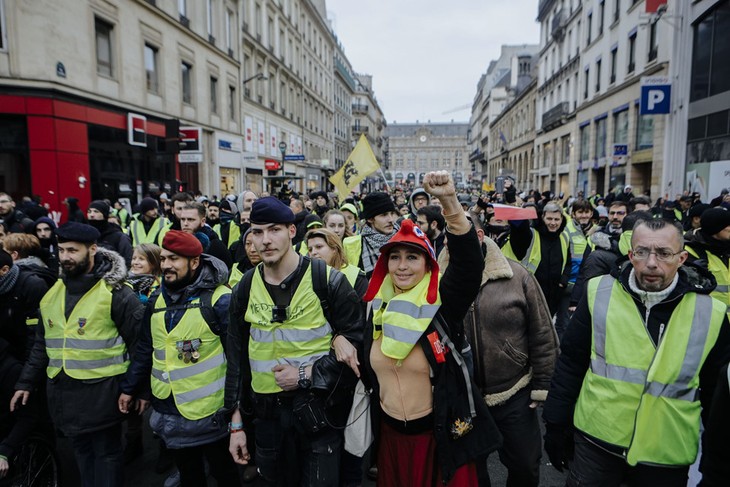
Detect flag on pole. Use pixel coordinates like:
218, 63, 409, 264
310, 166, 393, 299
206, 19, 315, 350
330, 134, 380, 199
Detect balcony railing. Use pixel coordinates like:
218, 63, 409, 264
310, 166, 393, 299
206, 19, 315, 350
352, 103, 369, 114
542, 102, 570, 130
352, 125, 369, 134
552, 8, 566, 40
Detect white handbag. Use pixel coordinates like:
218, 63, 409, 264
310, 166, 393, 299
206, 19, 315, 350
344, 380, 373, 457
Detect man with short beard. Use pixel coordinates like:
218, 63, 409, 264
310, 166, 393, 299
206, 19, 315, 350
180, 202, 233, 269
168, 192, 195, 231
416, 205, 446, 256
119, 230, 239, 486
0, 192, 34, 234
86, 200, 133, 267
32, 216, 59, 275
342, 192, 399, 278
12, 222, 144, 487
206, 201, 221, 227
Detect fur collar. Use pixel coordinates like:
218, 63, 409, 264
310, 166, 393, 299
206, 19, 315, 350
437, 237, 513, 286
94, 247, 128, 289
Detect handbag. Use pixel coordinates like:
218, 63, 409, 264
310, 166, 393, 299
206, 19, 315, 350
344, 380, 373, 457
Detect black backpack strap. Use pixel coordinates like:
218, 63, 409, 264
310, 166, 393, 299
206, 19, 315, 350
197, 289, 218, 333
310, 258, 330, 320
236, 266, 257, 316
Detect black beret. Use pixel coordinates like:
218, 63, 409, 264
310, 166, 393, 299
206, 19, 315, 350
251, 196, 295, 224
361, 192, 397, 220
56, 222, 101, 243
0, 250, 12, 269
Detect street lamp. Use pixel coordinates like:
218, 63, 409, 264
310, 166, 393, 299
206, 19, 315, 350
278, 142, 287, 189
242, 73, 267, 85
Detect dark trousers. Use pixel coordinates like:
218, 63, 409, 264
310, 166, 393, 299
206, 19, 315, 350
554, 286, 574, 339
255, 396, 341, 487
568, 433, 689, 487
171, 436, 240, 487
480, 387, 541, 487
70, 422, 124, 487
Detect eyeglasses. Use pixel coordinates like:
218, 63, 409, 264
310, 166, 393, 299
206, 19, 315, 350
631, 247, 684, 262
608, 210, 626, 216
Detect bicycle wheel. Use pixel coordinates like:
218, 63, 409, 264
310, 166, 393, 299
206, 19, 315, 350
4, 435, 60, 487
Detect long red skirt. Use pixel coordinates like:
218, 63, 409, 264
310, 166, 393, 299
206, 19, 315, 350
377, 421, 479, 487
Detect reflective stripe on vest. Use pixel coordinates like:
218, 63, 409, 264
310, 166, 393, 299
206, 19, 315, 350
564, 219, 588, 258
503, 229, 568, 275
686, 246, 730, 308
150, 286, 229, 420
245, 264, 332, 394
42, 280, 129, 379
574, 274, 725, 466
131, 217, 168, 246
342, 235, 363, 269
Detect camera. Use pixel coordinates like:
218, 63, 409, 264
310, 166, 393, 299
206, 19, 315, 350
271, 305, 289, 323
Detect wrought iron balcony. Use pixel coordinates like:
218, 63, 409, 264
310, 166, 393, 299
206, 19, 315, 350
542, 102, 570, 130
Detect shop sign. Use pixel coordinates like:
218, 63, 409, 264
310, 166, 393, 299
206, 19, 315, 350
264, 159, 281, 170
127, 113, 147, 147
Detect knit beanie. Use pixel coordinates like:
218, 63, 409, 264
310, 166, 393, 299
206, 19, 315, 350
138, 197, 158, 215
88, 200, 110, 219
361, 192, 396, 220
363, 219, 440, 304
701, 207, 730, 236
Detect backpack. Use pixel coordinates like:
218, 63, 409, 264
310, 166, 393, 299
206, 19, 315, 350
148, 289, 219, 333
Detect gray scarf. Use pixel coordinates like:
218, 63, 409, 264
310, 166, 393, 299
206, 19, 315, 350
360, 225, 397, 274
0, 265, 20, 295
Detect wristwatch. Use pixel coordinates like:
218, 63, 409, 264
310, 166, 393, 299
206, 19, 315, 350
298, 364, 312, 389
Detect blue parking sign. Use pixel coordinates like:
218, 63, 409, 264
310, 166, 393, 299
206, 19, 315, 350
640, 77, 671, 115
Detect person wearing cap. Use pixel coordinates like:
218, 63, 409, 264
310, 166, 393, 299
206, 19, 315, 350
63, 196, 86, 223
359, 171, 501, 486
225, 196, 363, 486
180, 202, 233, 269
342, 192, 399, 278
543, 218, 730, 486
340, 202, 361, 235
87, 200, 133, 268
119, 230, 238, 486
684, 207, 730, 312
129, 197, 171, 247
293, 213, 323, 256
11, 222, 144, 487
213, 199, 241, 250
310, 191, 330, 218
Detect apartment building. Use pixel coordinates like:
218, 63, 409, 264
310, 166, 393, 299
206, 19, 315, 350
352, 73, 386, 164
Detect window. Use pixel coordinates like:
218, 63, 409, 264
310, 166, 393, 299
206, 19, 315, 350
225, 9, 232, 52
178, 0, 186, 17
596, 60, 602, 93
206, 0, 213, 37
95, 17, 113, 77
584, 67, 590, 99
599, 1, 605, 35
648, 21, 658, 61
210, 77, 218, 114
229, 85, 236, 120
613, 110, 628, 144
636, 112, 654, 150
614, 0, 620, 23
595, 117, 607, 158
0, 0, 6, 50
610, 48, 617, 83
144, 44, 158, 93
628, 33, 636, 73
580, 124, 591, 161
691, 3, 730, 102
587, 13, 592, 45
181, 62, 192, 104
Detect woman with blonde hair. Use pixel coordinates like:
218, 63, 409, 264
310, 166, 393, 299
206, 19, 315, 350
323, 209, 353, 240
305, 227, 366, 297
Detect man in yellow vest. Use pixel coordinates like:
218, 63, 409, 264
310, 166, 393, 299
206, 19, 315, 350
543, 218, 730, 486
225, 196, 363, 486
502, 201, 571, 317
118, 230, 239, 485
685, 207, 730, 312
11, 222, 144, 487
129, 197, 170, 246
342, 192, 399, 278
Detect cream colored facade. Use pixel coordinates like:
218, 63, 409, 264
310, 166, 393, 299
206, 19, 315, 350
488, 79, 537, 191
353, 73, 386, 164
333, 36, 356, 172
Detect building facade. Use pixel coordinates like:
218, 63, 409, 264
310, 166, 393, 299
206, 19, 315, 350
386, 122, 469, 189
332, 36, 356, 172
353, 73, 386, 164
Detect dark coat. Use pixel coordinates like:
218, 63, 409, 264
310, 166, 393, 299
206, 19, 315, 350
362, 228, 502, 483
544, 261, 730, 457
198, 225, 233, 270
569, 232, 624, 307
292, 209, 310, 245
93, 221, 133, 268
700, 364, 730, 486
16, 248, 144, 436
0, 209, 34, 234
0, 339, 38, 460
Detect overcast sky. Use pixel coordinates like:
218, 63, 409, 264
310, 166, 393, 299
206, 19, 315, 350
326, 0, 541, 124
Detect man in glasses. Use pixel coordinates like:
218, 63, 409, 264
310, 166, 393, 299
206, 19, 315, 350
543, 218, 730, 486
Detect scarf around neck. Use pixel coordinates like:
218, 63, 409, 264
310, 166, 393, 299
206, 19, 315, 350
0, 265, 20, 295
360, 225, 396, 274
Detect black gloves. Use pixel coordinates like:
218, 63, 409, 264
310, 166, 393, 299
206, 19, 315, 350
544, 422, 574, 472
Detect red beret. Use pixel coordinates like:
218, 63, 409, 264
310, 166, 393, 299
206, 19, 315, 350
162, 230, 203, 257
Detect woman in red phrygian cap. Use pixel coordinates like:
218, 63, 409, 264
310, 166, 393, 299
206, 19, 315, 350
359, 171, 502, 487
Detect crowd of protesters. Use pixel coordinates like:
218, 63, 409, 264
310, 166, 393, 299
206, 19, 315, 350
0, 175, 730, 487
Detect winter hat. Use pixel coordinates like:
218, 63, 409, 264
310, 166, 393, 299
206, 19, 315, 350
0, 250, 13, 269
310, 191, 329, 203
688, 203, 710, 219
56, 222, 101, 243
361, 192, 397, 220
138, 197, 159, 215
364, 219, 440, 304
34, 216, 57, 231
250, 196, 295, 224
219, 200, 237, 214
340, 202, 359, 219
304, 214, 323, 229
162, 230, 203, 257
88, 200, 110, 219
701, 207, 730, 236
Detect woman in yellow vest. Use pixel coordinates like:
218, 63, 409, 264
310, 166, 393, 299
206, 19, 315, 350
323, 209, 354, 241
229, 229, 261, 287
305, 228, 366, 297
360, 171, 501, 487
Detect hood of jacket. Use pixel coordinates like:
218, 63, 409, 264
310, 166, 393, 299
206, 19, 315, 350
612, 258, 718, 297
90, 247, 128, 289
408, 188, 430, 215
438, 236, 513, 287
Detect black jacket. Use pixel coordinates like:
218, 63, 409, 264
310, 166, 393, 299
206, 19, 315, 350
684, 229, 730, 268
16, 248, 144, 436
0, 209, 34, 234
569, 232, 624, 307
224, 256, 364, 414
292, 210, 310, 245
198, 225, 233, 270
700, 364, 730, 486
362, 228, 502, 483
91, 221, 133, 268
544, 261, 730, 456
0, 339, 38, 460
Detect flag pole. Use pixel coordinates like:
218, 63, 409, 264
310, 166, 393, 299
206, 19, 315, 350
377, 167, 391, 193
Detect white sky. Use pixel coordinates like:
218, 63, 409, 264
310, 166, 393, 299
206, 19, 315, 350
326, 0, 542, 124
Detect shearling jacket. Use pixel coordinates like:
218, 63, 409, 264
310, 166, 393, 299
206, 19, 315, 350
440, 237, 558, 406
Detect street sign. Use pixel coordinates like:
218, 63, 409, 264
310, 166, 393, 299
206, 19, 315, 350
283, 154, 305, 161
265, 159, 281, 170
613, 144, 628, 166
640, 77, 671, 115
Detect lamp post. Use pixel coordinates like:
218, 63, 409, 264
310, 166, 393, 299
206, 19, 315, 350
279, 141, 287, 191
242, 72, 267, 85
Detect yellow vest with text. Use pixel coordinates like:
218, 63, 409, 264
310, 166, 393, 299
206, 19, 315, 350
150, 286, 230, 420
686, 246, 730, 308
342, 235, 363, 269
42, 280, 129, 380
130, 217, 170, 246
213, 222, 241, 249
502, 228, 569, 274
245, 264, 333, 394
574, 275, 726, 466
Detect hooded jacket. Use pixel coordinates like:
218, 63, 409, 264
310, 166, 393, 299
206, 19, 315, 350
441, 238, 558, 406
16, 247, 144, 436
90, 220, 133, 268
0, 208, 34, 234
544, 260, 730, 456
684, 229, 730, 267
31, 217, 59, 275
408, 188, 430, 218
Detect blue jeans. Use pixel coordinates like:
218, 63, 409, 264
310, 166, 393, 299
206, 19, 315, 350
254, 395, 342, 487
70, 423, 124, 487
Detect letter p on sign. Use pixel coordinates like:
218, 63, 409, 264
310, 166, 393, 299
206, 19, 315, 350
640, 77, 671, 115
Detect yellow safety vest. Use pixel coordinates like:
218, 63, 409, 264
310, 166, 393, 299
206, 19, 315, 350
213, 222, 241, 249
574, 275, 725, 466
130, 217, 170, 246
372, 272, 442, 360
229, 263, 244, 288
293, 241, 309, 256
340, 264, 362, 288
342, 235, 362, 269
42, 280, 129, 380
150, 286, 230, 420
686, 247, 730, 308
502, 228, 569, 274
563, 219, 592, 258
245, 265, 333, 394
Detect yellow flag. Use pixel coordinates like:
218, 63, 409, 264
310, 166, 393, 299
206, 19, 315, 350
329, 134, 380, 199
482, 182, 495, 191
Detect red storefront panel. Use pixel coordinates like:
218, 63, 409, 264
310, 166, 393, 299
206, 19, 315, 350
56, 152, 91, 209
53, 100, 87, 122
29, 150, 60, 209
0, 95, 25, 113
27, 116, 57, 151
25, 97, 54, 115
55, 119, 88, 154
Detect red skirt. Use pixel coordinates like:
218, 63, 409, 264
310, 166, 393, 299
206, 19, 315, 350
377, 420, 478, 487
